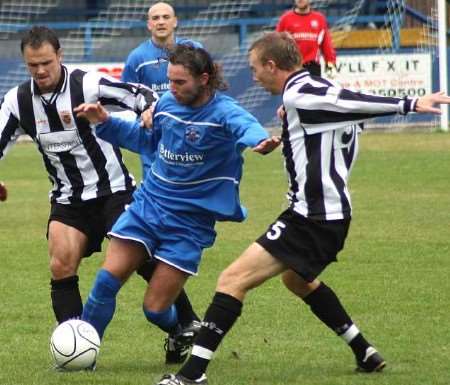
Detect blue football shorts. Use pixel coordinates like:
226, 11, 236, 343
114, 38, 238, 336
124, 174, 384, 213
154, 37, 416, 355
109, 190, 216, 275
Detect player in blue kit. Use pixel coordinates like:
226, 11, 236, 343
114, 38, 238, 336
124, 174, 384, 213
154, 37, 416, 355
119, 2, 203, 360
75, 44, 280, 367
122, 2, 202, 97
121, 2, 202, 177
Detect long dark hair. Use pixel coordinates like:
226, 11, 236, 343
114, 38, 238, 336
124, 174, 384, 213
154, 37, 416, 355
168, 44, 228, 91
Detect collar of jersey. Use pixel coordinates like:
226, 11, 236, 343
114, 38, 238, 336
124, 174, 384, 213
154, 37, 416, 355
284, 69, 309, 92
32, 65, 68, 101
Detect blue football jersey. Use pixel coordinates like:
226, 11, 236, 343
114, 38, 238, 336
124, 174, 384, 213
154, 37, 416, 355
121, 37, 202, 176
95, 92, 269, 222
121, 37, 203, 96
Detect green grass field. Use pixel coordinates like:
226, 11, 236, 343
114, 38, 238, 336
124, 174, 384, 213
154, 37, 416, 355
1, 132, 449, 385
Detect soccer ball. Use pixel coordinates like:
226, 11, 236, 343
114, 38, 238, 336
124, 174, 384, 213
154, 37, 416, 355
50, 319, 100, 371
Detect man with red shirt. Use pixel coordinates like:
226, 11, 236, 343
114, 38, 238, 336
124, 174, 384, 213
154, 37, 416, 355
276, 0, 337, 77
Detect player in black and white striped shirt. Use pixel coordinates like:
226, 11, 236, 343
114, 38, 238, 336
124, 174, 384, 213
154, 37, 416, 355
0, 27, 199, 354
0, 25, 154, 322
158, 32, 450, 385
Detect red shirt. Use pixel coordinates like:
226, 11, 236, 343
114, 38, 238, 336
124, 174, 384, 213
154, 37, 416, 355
276, 10, 336, 65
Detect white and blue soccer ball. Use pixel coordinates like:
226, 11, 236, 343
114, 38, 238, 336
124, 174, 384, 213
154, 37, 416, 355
50, 319, 100, 371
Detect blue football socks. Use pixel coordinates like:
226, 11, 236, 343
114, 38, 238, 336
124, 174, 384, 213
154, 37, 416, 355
143, 304, 178, 333
82, 269, 121, 339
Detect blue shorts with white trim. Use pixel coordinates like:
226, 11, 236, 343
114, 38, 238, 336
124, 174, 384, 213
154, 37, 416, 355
109, 190, 216, 275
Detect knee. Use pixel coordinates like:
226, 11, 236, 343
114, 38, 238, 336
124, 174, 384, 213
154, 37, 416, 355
143, 304, 177, 333
282, 271, 320, 299
216, 267, 248, 300
49, 254, 79, 279
102, 239, 146, 281
216, 267, 234, 292
142, 291, 174, 313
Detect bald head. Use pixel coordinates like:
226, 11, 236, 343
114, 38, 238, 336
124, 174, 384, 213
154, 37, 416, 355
148, 2, 175, 17
147, 2, 177, 46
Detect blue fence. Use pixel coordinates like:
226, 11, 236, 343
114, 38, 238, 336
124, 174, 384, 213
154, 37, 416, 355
0, 2, 444, 128
0, 2, 433, 60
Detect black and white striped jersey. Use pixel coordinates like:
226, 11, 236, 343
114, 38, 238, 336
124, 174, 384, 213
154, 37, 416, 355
282, 69, 417, 220
0, 65, 157, 204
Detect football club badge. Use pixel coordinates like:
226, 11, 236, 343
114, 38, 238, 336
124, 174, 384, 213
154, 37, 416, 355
60, 111, 72, 125
185, 126, 201, 142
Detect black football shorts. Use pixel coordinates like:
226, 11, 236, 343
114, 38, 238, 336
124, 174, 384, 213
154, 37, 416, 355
48, 190, 133, 257
256, 209, 351, 282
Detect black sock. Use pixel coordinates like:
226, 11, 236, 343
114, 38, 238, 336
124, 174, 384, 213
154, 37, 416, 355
135, 259, 156, 282
302, 282, 370, 359
303, 282, 353, 332
179, 292, 242, 380
50, 275, 83, 323
174, 289, 200, 325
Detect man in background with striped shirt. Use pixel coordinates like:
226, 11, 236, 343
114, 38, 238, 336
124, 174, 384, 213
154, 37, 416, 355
158, 32, 450, 385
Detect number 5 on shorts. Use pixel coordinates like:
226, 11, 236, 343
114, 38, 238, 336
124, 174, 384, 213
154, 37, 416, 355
266, 221, 286, 240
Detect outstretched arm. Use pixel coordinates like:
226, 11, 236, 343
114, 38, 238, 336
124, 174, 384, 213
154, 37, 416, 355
252, 136, 281, 154
415, 91, 450, 114
87, 70, 158, 115
74, 102, 109, 125
74, 102, 157, 155
225, 102, 270, 151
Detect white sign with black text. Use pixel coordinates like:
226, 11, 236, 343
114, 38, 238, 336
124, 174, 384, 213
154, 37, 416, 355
327, 53, 432, 98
